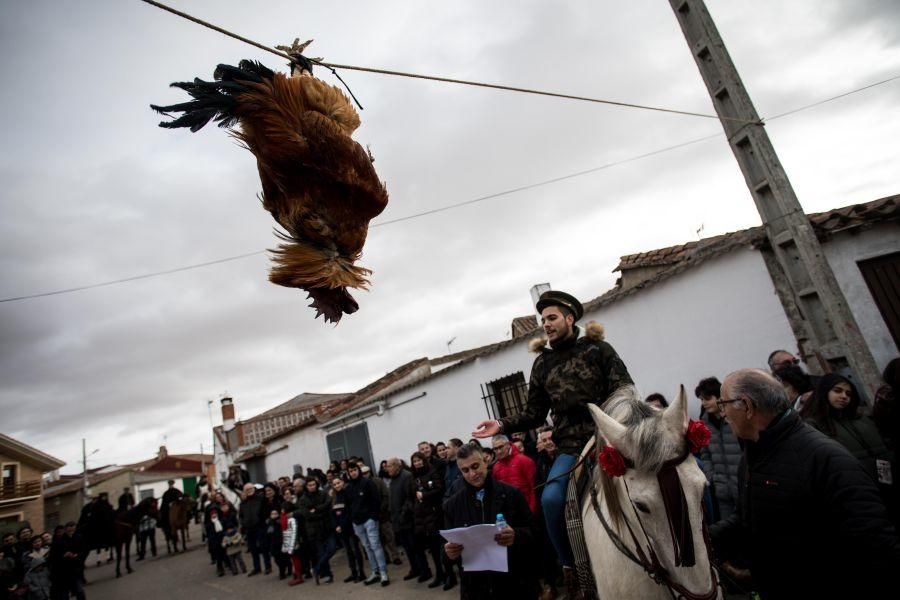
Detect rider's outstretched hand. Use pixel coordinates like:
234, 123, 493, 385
472, 419, 501, 438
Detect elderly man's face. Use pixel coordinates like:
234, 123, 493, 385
492, 438, 511, 460
385, 460, 400, 477
719, 380, 753, 439
242, 484, 255, 498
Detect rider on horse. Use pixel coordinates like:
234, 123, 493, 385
474, 290, 633, 599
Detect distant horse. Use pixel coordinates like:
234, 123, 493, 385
114, 497, 159, 578
581, 385, 722, 599
164, 496, 191, 553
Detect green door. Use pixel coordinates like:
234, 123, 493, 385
181, 476, 197, 497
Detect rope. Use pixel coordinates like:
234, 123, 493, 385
138, 0, 754, 124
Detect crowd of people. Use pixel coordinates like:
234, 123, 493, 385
1, 521, 89, 600
4, 289, 899, 600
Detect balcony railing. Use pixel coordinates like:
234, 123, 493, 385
0, 480, 42, 502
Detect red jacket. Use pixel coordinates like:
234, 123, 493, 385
491, 444, 537, 513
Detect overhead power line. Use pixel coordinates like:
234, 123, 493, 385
3, 3, 898, 305
139, 0, 752, 124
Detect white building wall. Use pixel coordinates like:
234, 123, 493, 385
325, 346, 534, 466
264, 427, 330, 478
581, 248, 796, 418
232, 230, 899, 469
822, 223, 900, 373
135, 478, 184, 499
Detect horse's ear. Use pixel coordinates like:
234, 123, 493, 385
588, 403, 630, 453
662, 384, 689, 435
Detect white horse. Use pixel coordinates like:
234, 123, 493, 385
581, 385, 722, 599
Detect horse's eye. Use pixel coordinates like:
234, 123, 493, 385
634, 501, 650, 514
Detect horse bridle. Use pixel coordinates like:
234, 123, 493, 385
589, 453, 721, 600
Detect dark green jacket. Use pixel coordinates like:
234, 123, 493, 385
500, 328, 632, 454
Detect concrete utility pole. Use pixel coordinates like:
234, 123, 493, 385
669, 0, 881, 396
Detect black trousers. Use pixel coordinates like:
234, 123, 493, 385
138, 529, 157, 558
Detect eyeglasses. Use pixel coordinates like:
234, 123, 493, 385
716, 397, 745, 411
772, 358, 800, 369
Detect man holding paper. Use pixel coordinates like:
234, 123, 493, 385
442, 443, 537, 599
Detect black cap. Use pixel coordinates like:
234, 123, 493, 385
536, 290, 583, 321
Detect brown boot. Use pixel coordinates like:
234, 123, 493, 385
562, 567, 584, 600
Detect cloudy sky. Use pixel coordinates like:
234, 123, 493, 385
1, 1, 898, 473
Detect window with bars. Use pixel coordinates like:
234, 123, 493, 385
481, 372, 528, 420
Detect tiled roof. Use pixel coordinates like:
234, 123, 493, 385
512, 194, 899, 334
0, 433, 66, 471
247, 392, 351, 423
615, 194, 899, 272
320, 358, 432, 419
511, 315, 538, 338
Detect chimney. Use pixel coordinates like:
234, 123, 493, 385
221, 397, 235, 432
530, 283, 551, 318
234, 421, 246, 447
157, 445, 168, 459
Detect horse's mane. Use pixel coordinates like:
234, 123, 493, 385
601, 385, 685, 472
596, 385, 687, 526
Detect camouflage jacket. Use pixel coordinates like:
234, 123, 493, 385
500, 329, 633, 455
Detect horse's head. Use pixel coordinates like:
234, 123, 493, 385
587, 385, 719, 598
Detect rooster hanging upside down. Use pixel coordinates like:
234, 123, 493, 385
150, 40, 388, 323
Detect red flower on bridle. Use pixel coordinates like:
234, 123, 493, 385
687, 419, 711, 454
598, 445, 627, 477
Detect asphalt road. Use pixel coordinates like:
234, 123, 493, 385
83, 524, 454, 600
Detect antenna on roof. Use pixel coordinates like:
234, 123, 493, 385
447, 336, 456, 354
696, 223, 705, 239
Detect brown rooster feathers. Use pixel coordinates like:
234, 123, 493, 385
151, 50, 388, 323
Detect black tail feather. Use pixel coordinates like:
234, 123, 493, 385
150, 61, 275, 132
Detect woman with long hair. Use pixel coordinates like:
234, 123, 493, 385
802, 374, 893, 495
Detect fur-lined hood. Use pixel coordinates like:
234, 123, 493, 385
528, 321, 605, 353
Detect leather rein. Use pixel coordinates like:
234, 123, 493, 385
588, 453, 721, 600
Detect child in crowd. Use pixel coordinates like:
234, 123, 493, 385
223, 526, 247, 575
266, 509, 290, 580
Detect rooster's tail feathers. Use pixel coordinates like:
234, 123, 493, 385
151, 62, 276, 132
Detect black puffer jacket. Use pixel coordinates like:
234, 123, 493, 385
442, 477, 536, 600
699, 412, 742, 521
711, 410, 900, 599
412, 464, 444, 537
297, 489, 332, 541
500, 328, 632, 455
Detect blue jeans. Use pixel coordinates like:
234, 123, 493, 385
542, 453, 576, 568
353, 519, 387, 575
312, 535, 337, 577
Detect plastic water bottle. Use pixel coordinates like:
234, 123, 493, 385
495, 513, 508, 531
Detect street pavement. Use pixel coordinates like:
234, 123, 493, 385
83, 523, 453, 600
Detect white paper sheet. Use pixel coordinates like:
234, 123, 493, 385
439, 524, 508, 573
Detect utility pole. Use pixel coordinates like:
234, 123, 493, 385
669, 0, 881, 396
